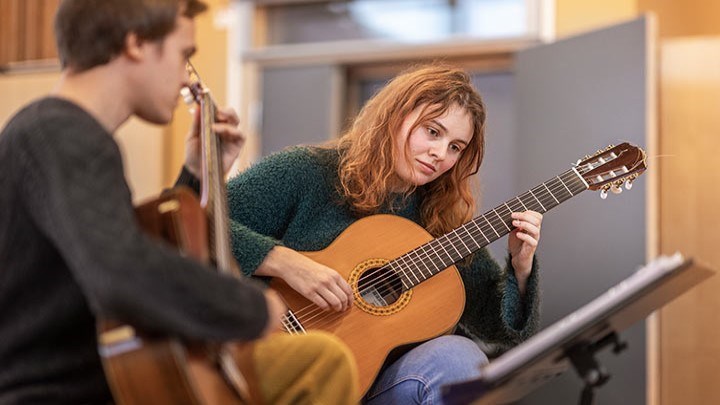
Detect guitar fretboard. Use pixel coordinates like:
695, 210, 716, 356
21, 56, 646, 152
387, 168, 589, 290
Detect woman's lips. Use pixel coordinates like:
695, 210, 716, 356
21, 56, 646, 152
417, 160, 436, 174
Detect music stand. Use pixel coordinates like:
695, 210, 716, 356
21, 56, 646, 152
442, 254, 715, 405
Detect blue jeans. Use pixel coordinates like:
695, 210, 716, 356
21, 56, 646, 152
363, 335, 489, 405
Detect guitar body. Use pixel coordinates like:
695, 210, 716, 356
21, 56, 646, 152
98, 188, 257, 405
270, 214, 466, 394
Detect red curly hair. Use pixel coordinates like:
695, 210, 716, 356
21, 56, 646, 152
335, 64, 486, 236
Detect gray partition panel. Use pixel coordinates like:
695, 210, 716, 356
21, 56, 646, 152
513, 18, 649, 404
261, 65, 336, 156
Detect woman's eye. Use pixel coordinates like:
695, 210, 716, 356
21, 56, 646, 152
428, 127, 439, 137
450, 144, 462, 153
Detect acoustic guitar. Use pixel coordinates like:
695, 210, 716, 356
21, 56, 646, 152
270, 142, 647, 396
97, 71, 259, 404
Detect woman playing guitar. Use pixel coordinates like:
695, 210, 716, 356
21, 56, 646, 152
224, 64, 544, 404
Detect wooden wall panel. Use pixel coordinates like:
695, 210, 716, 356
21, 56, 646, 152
41, 0, 60, 60
24, 0, 40, 61
658, 37, 720, 405
0, 0, 59, 67
639, 0, 720, 38
0, 0, 22, 66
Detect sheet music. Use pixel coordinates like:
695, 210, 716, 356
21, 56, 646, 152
480, 253, 685, 381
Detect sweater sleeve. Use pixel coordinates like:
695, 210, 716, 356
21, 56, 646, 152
457, 248, 541, 346
15, 101, 269, 342
225, 148, 311, 275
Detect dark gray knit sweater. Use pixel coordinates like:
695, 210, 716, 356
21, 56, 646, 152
0, 98, 268, 404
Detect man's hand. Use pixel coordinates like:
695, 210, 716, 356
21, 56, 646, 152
184, 106, 245, 178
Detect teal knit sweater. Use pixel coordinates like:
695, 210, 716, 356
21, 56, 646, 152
227, 146, 540, 346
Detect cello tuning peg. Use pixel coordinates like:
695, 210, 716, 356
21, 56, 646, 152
625, 179, 633, 190
600, 188, 608, 200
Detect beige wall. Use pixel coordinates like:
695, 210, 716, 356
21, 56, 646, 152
555, 0, 720, 40
0, 71, 165, 202
657, 37, 720, 405
556, 0, 637, 37
166, 0, 231, 186
0, 70, 58, 123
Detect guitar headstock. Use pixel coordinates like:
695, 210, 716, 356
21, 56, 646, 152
180, 81, 207, 106
576, 142, 647, 199
180, 60, 211, 107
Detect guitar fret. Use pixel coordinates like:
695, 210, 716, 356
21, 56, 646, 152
557, 175, 573, 196
543, 183, 560, 205
463, 220, 490, 248
428, 241, 447, 270
571, 166, 590, 189
390, 261, 413, 289
417, 247, 435, 278
528, 188, 546, 212
435, 237, 455, 267
404, 249, 425, 281
493, 209, 512, 231
415, 246, 438, 279
397, 164, 600, 288
410, 250, 431, 282
470, 220, 490, 244
445, 233, 465, 259
456, 227, 476, 254
421, 244, 443, 273
398, 254, 421, 284
483, 215, 501, 238
503, 202, 514, 215
516, 196, 528, 211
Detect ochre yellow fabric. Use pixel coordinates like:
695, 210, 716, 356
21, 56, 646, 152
253, 332, 358, 405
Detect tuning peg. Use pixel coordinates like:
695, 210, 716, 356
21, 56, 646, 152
600, 188, 608, 199
625, 180, 633, 190
180, 87, 194, 105
611, 184, 623, 194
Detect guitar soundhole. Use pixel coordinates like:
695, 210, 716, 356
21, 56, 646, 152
357, 267, 404, 307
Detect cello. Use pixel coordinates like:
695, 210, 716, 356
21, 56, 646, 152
97, 63, 260, 404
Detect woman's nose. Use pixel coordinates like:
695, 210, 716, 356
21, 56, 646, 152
429, 142, 447, 160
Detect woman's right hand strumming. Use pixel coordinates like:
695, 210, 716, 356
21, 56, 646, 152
256, 246, 353, 312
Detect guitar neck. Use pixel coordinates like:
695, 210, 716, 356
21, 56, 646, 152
394, 167, 589, 289
197, 92, 237, 276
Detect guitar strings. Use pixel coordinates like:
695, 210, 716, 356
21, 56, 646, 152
309, 146, 644, 321
283, 168, 589, 331
282, 159, 634, 332
281, 166, 592, 331
280, 169, 587, 331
